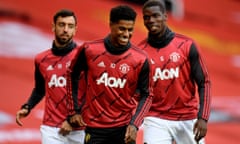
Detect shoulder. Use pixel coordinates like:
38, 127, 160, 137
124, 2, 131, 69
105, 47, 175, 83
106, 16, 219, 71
137, 38, 148, 49
131, 44, 149, 58
82, 39, 105, 48
174, 33, 195, 44
35, 49, 51, 61
73, 39, 105, 56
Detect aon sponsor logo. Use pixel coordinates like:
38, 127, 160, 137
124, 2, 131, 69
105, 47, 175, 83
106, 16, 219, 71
96, 72, 126, 88
153, 67, 179, 81
48, 74, 66, 87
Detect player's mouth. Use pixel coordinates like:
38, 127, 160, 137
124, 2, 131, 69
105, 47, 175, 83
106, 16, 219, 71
118, 36, 129, 45
60, 34, 69, 39
148, 25, 159, 33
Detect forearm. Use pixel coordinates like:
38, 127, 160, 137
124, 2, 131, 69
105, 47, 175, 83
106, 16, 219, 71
130, 59, 152, 128
67, 48, 86, 115
130, 93, 152, 128
23, 64, 45, 112
189, 43, 211, 120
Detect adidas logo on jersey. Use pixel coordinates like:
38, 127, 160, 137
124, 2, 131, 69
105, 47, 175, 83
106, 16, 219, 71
97, 61, 105, 67
47, 65, 54, 71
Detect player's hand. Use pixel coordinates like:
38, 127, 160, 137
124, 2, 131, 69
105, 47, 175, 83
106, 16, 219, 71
70, 114, 87, 127
16, 109, 29, 126
59, 120, 73, 136
125, 124, 137, 144
193, 118, 207, 142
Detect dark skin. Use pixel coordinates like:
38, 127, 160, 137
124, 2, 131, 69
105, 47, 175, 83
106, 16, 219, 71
70, 20, 137, 144
143, 5, 168, 38
143, 5, 207, 143
109, 20, 134, 47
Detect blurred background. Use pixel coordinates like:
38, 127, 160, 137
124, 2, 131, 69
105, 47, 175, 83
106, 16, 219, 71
0, 0, 239, 143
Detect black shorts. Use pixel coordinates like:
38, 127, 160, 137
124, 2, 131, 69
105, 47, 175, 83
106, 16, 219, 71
84, 126, 131, 144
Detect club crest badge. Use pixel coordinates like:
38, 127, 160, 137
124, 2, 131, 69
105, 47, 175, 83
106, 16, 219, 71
119, 63, 130, 74
170, 52, 180, 62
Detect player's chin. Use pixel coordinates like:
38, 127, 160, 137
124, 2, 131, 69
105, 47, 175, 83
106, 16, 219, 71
149, 30, 160, 35
58, 38, 71, 45
61, 38, 69, 42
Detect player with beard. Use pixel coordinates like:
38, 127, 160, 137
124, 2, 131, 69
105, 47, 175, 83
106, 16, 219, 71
138, 0, 211, 144
16, 9, 85, 144
67, 5, 152, 144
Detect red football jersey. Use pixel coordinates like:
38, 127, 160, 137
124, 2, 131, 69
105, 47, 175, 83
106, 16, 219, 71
35, 46, 85, 128
70, 39, 152, 128
138, 33, 211, 121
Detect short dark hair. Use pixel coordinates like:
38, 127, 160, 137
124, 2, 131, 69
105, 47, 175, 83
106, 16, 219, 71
110, 5, 137, 23
53, 9, 77, 24
143, 0, 166, 13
